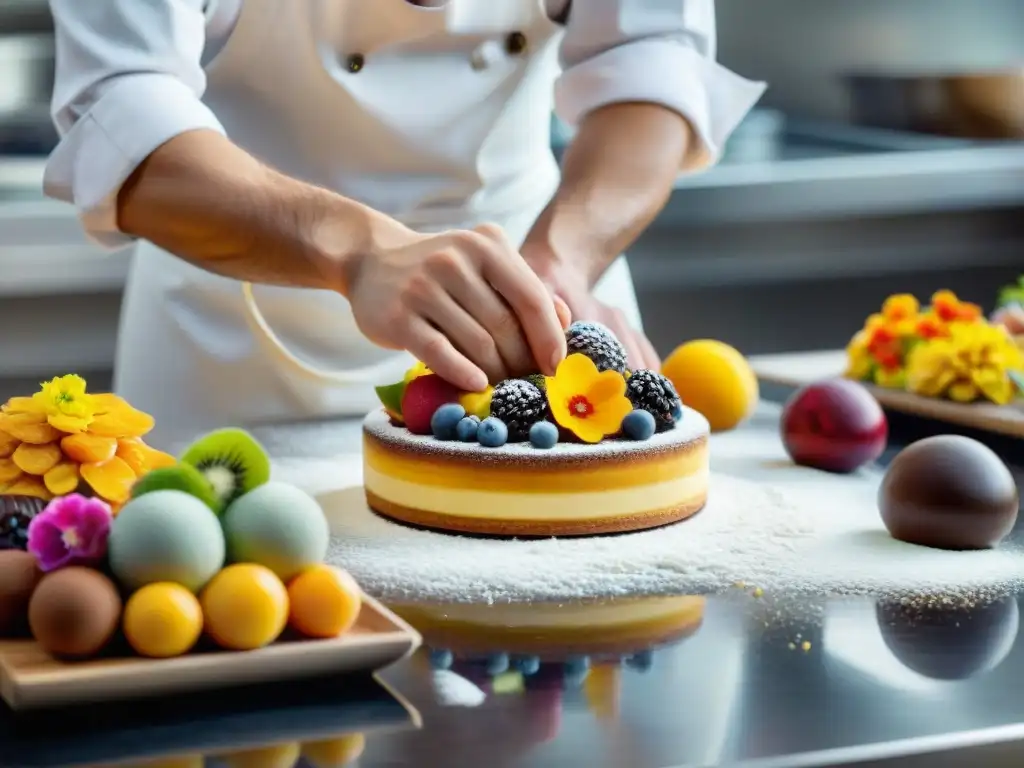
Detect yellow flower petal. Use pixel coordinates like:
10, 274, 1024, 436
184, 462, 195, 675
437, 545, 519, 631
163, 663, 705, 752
589, 395, 635, 437
545, 378, 574, 426
557, 353, 601, 384
585, 370, 627, 404
572, 422, 607, 444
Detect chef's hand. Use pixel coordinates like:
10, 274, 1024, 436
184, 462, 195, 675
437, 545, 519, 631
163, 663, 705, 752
346, 223, 568, 392
525, 253, 661, 372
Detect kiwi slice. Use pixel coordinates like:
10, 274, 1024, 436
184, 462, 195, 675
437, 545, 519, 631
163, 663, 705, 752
130, 464, 223, 514
375, 380, 406, 419
179, 428, 271, 508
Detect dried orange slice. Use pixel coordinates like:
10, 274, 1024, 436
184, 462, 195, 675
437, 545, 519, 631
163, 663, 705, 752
80, 455, 137, 504
0, 458, 22, 485
0, 429, 18, 459
43, 462, 80, 496
12, 442, 63, 476
3, 475, 52, 500
61, 433, 118, 464
0, 413, 61, 445
87, 397, 155, 439
116, 438, 175, 475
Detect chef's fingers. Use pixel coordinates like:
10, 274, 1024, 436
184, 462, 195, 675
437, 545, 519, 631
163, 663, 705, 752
604, 307, 645, 372
471, 225, 566, 375
636, 329, 662, 371
444, 273, 536, 380
554, 296, 572, 330
405, 316, 489, 393
412, 285, 510, 384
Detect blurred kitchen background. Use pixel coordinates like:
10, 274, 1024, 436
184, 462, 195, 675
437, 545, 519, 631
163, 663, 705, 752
1, 0, 1023, 399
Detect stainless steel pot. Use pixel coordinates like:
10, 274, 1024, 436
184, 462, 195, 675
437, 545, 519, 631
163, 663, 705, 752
0, 33, 55, 116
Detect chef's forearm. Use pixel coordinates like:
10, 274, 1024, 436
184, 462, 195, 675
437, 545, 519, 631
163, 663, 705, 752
116, 129, 400, 295
524, 102, 692, 286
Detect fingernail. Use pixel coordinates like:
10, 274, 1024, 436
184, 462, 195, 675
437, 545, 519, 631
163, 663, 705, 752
550, 349, 565, 374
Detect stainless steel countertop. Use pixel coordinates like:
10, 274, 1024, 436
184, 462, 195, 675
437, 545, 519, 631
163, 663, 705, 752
3, 403, 1024, 767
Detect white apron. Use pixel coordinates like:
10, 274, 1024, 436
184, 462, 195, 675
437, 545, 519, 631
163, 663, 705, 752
115, 0, 642, 449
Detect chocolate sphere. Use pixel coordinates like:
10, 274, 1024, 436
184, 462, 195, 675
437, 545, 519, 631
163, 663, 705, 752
28, 567, 122, 658
879, 435, 1019, 550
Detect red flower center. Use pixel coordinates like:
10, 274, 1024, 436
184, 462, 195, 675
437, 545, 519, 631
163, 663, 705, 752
568, 395, 594, 418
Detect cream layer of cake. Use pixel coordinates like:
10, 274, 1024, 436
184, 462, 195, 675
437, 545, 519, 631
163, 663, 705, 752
362, 406, 710, 536
393, 596, 706, 657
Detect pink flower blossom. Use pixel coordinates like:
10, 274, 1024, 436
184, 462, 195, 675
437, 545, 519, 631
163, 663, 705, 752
27, 494, 112, 572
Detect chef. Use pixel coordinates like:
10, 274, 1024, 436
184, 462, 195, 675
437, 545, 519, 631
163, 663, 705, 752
44, 0, 764, 447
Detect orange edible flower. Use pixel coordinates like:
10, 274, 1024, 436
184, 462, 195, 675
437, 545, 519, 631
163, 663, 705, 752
881, 293, 919, 322
545, 354, 634, 444
930, 290, 983, 324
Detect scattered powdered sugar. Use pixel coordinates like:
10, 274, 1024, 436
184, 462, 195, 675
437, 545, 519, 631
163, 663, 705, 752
268, 450, 1024, 606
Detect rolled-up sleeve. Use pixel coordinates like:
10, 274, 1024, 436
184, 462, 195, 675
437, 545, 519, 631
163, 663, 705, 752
45, 0, 226, 247
552, 0, 767, 169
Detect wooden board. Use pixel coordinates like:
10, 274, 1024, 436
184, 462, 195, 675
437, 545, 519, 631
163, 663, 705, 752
0, 594, 421, 711
751, 350, 1024, 437
18, 674, 422, 768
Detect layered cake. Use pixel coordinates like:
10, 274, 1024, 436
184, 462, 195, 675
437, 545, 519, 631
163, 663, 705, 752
364, 322, 710, 536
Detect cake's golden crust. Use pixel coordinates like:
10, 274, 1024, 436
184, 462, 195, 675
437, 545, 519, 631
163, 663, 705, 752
365, 489, 708, 537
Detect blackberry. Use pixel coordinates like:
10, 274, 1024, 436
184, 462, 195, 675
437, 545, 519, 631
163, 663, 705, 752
489, 379, 548, 441
0, 495, 47, 551
565, 322, 627, 373
625, 370, 682, 432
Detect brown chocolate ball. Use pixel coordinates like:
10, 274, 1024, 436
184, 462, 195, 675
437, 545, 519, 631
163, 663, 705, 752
28, 567, 122, 659
0, 550, 42, 636
879, 435, 1019, 550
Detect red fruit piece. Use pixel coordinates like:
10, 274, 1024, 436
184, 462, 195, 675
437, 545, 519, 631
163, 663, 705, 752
401, 375, 463, 435
781, 378, 888, 474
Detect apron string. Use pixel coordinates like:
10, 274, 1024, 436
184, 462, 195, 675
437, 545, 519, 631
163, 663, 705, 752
241, 282, 406, 385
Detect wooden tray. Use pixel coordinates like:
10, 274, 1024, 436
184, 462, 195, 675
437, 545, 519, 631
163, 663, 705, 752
0, 594, 421, 711
751, 350, 1024, 437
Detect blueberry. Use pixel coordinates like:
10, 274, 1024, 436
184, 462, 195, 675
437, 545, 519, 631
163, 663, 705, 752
528, 421, 559, 449
671, 402, 684, 422
512, 655, 541, 675
455, 416, 479, 442
625, 649, 653, 671
468, 414, 481, 423
477, 417, 508, 447
429, 648, 454, 670
431, 403, 467, 440
485, 653, 510, 676
621, 409, 656, 441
